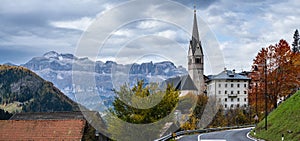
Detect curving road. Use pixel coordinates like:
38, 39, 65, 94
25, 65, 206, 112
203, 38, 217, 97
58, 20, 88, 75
177, 127, 255, 141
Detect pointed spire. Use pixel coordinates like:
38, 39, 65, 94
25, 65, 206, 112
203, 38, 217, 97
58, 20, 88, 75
191, 1, 200, 54
192, 10, 199, 43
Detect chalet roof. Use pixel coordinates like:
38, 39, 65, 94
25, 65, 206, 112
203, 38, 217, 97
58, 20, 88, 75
0, 119, 86, 140
208, 69, 251, 81
10, 111, 85, 120
164, 75, 198, 91
4, 111, 109, 140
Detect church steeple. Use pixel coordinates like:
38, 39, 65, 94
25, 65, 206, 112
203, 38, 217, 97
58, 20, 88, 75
188, 2, 204, 95
189, 3, 203, 56
192, 6, 199, 49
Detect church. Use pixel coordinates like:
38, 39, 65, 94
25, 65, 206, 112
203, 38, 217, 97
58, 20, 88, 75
165, 7, 205, 96
166, 6, 250, 110
187, 6, 205, 95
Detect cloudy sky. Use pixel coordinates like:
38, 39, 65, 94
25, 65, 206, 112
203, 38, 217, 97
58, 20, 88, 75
0, 0, 299, 74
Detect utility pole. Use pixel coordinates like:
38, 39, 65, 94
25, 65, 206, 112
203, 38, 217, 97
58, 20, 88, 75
256, 82, 258, 115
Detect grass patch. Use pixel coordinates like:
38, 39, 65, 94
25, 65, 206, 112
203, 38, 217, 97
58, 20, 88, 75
0, 99, 34, 113
0, 101, 23, 113
251, 91, 300, 141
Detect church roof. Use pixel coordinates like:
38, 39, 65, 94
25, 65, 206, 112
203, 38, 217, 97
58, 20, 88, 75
190, 9, 204, 56
192, 11, 200, 45
164, 75, 198, 91
208, 69, 251, 81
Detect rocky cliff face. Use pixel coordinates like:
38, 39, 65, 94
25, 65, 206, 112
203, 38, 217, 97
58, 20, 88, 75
21, 51, 187, 109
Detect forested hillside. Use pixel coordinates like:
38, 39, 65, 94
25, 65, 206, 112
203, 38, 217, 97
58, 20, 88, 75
0, 65, 79, 117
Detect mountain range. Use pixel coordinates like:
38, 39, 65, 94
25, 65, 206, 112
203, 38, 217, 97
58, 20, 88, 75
15, 51, 187, 109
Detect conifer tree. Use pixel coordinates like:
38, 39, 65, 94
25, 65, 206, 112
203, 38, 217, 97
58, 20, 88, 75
108, 80, 179, 141
292, 29, 299, 53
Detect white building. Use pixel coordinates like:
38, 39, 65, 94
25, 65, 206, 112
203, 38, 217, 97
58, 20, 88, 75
207, 69, 251, 110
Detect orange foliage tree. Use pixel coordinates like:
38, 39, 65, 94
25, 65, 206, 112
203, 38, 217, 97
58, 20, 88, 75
249, 39, 300, 113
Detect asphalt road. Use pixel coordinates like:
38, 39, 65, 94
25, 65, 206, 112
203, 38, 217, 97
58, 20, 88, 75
177, 127, 255, 141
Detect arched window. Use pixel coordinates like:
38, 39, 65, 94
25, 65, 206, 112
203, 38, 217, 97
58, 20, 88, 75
195, 58, 201, 64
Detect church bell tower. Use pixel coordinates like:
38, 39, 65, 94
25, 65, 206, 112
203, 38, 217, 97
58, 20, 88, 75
188, 6, 204, 94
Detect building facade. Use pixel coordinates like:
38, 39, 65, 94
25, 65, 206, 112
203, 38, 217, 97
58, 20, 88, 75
207, 69, 251, 110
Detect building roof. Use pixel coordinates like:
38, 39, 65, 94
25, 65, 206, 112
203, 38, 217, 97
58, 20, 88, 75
4, 111, 108, 140
0, 119, 86, 140
164, 75, 198, 91
10, 111, 85, 120
208, 69, 251, 81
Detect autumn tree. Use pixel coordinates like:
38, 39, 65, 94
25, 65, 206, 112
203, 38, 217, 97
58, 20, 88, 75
249, 39, 300, 113
179, 93, 208, 130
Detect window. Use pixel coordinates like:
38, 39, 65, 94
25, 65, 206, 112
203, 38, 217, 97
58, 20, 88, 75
237, 84, 240, 87
231, 98, 234, 102
231, 91, 234, 94
237, 91, 240, 94
244, 84, 247, 88
218, 84, 221, 88
218, 91, 221, 94
225, 98, 227, 102
225, 84, 228, 88
225, 91, 227, 94
237, 98, 240, 102
231, 84, 234, 87
196, 58, 201, 64
231, 104, 233, 108
237, 104, 240, 107
225, 104, 227, 108
244, 91, 247, 94
244, 98, 247, 102
244, 104, 247, 107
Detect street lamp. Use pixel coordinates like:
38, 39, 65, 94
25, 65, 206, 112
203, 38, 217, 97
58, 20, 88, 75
253, 66, 259, 124
264, 56, 268, 130
253, 66, 259, 116
253, 57, 268, 130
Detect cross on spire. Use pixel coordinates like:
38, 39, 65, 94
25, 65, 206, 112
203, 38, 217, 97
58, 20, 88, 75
194, 0, 196, 13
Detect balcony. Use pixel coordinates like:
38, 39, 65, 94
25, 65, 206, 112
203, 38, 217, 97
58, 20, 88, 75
228, 93, 238, 97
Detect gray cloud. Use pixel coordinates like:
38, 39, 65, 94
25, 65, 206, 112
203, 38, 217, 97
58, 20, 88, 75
172, 0, 219, 9
0, 0, 299, 74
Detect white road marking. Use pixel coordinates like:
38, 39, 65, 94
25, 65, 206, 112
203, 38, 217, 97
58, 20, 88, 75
197, 127, 255, 141
198, 134, 226, 141
246, 128, 257, 141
